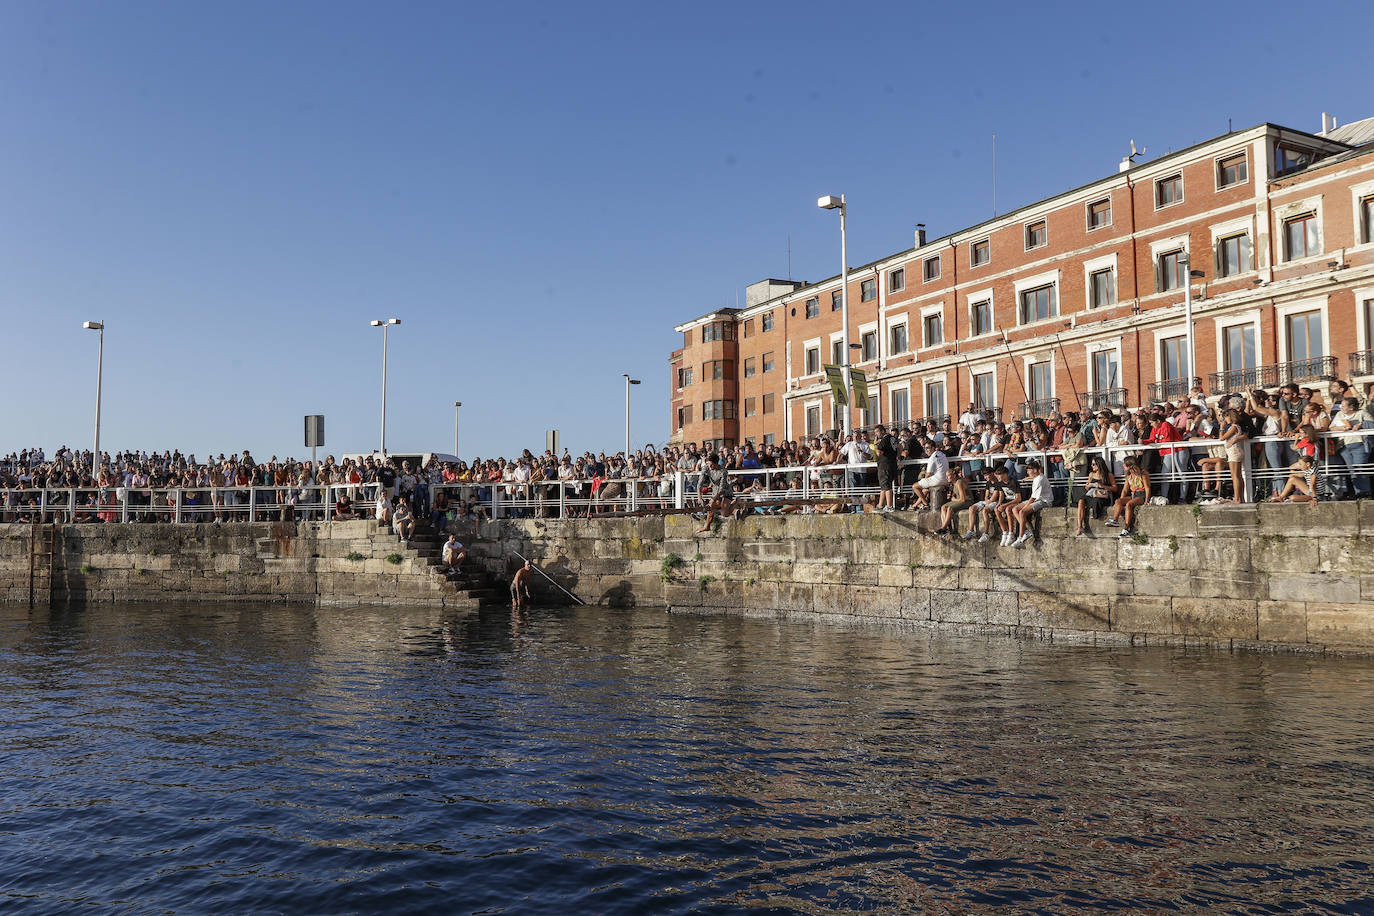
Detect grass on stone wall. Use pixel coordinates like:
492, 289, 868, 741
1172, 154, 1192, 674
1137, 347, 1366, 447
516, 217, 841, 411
386, 553, 403, 565
660, 553, 684, 582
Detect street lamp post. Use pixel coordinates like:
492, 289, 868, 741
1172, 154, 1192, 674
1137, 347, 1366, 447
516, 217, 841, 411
83, 321, 104, 468
622, 374, 641, 456
818, 194, 851, 435
1181, 251, 1195, 398
370, 318, 401, 455
453, 401, 462, 457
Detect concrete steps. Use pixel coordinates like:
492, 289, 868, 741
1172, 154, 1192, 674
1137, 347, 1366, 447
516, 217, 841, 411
385, 520, 506, 606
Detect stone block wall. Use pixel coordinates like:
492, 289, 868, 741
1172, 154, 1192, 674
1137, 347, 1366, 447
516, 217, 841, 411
461, 503, 1374, 653
0, 520, 450, 607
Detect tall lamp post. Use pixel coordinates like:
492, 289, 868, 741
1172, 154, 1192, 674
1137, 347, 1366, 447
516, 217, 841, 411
370, 318, 401, 455
818, 194, 851, 435
453, 401, 462, 457
83, 321, 104, 468
623, 374, 641, 456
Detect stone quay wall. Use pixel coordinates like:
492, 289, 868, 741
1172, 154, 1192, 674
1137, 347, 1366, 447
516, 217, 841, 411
0, 520, 450, 608
458, 502, 1374, 654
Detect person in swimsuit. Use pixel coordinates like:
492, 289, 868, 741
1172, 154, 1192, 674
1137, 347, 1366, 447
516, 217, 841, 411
510, 559, 533, 607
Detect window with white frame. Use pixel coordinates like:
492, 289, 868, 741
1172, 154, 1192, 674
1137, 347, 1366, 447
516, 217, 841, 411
889, 267, 905, 292
805, 297, 819, 318
1084, 254, 1117, 309
1286, 310, 1324, 363
1019, 284, 1056, 323
804, 345, 820, 375
1028, 360, 1053, 403
860, 330, 877, 361
1089, 267, 1116, 308
1283, 212, 1320, 261
1157, 248, 1185, 292
1025, 219, 1047, 250
805, 404, 821, 436
889, 322, 908, 355
891, 388, 909, 424
970, 298, 992, 336
860, 278, 877, 302
972, 371, 995, 409
831, 338, 844, 365
1087, 197, 1111, 230
923, 311, 944, 347
1362, 195, 1374, 244
970, 238, 990, 267
1217, 232, 1252, 277
1160, 336, 1186, 384
1091, 349, 1120, 391
923, 256, 940, 282
1155, 174, 1183, 208
1222, 322, 1256, 376
1217, 152, 1248, 188
924, 380, 946, 418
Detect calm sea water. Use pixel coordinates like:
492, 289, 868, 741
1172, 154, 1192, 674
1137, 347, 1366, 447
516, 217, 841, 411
1, 602, 1372, 915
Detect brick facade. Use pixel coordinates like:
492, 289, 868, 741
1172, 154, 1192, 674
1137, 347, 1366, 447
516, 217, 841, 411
669, 118, 1374, 447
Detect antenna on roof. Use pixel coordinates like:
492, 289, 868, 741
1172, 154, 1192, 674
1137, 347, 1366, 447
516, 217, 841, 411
992, 132, 997, 217
787, 234, 792, 280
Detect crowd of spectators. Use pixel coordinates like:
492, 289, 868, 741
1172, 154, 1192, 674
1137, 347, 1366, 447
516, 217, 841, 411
2, 378, 1371, 541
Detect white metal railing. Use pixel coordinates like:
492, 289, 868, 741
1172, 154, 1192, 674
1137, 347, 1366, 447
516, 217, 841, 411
2, 429, 1370, 524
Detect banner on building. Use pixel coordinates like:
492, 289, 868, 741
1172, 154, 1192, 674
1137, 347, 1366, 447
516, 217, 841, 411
849, 368, 870, 412
823, 365, 848, 406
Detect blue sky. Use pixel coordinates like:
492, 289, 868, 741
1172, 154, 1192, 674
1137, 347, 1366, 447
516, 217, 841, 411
2, 1, 1371, 460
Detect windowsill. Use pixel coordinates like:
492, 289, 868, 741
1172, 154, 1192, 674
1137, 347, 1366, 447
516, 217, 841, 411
1087, 222, 1113, 232
1216, 179, 1250, 192
1015, 314, 1066, 331
1155, 199, 1184, 212
1024, 243, 1048, 253
964, 331, 998, 343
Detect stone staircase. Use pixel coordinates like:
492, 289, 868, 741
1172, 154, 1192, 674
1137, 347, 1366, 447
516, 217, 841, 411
384, 520, 507, 608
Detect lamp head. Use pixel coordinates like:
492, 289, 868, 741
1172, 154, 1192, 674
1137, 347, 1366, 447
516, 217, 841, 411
387, 318, 401, 325
454, 401, 462, 407
370, 320, 384, 327
630, 379, 642, 385
817, 195, 843, 210
83, 321, 103, 330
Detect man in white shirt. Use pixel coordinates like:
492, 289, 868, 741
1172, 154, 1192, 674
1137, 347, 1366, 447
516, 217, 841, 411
913, 444, 950, 510
1011, 460, 1051, 548
959, 403, 982, 433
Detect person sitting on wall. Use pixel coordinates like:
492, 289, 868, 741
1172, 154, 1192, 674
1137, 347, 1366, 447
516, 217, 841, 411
392, 496, 415, 542
933, 463, 972, 536
991, 465, 1023, 547
912, 440, 950, 511
442, 533, 468, 572
1011, 459, 1050, 548
1075, 455, 1117, 537
375, 489, 393, 525
334, 493, 357, 520
1106, 455, 1151, 538
962, 469, 1001, 542
1269, 453, 1320, 504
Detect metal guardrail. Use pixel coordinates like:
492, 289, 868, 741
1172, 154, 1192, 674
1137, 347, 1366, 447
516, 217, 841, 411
1348, 350, 1374, 377
1084, 388, 1128, 410
3, 428, 1371, 523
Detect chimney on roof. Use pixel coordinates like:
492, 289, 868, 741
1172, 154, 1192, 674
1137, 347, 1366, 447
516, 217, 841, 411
1322, 112, 1334, 134
915, 224, 927, 247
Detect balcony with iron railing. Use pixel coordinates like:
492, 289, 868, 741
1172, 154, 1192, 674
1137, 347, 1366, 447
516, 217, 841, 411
1349, 350, 1374, 377
1018, 397, 1060, 419
1208, 356, 1338, 394
1147, 378, 1189, 402
1084, 387, 1128, 411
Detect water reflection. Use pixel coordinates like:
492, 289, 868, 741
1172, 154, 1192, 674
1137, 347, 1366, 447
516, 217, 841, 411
0, 602, 1372, 913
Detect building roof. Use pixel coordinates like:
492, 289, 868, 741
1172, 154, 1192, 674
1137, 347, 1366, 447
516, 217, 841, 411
1325, 115, 1374, 148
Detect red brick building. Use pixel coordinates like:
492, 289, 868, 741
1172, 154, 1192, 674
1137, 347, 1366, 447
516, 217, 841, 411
669, 115, 1374, 447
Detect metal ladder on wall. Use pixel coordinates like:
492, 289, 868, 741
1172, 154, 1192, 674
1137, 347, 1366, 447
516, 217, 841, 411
27, 522, 58, 609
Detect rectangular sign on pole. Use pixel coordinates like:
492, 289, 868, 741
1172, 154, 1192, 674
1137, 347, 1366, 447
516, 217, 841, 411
823, 365, 848, 406
849, 368, 869, 413
304, 415, 325, 448
546, 429, 560, 455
